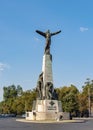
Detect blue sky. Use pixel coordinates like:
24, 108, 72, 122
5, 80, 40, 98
0, 0, 93, 101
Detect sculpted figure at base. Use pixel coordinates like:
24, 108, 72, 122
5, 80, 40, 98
36, 30, 61, 54
52, 89, 58, 100
45, 82, 58, 100
36, 72, 43, 99
45, 82, 53, 99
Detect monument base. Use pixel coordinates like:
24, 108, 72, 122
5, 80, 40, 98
26, 99, 70, 121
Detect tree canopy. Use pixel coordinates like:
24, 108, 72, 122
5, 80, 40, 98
0, 78, 93, 117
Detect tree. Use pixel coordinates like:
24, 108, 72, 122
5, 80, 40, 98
78, 93, 88, 117
81, 78, 93, 117
3, 85, 23, 101
17, 85, 23, 96
57, 85, 79, 116
1, 85, 23, 114
22, 89, 36, 111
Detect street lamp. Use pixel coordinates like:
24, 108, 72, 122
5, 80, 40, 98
88, 87, 91, 117
85, 78, 91, 117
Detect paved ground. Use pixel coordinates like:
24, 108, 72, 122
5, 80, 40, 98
0, 118, 93, 130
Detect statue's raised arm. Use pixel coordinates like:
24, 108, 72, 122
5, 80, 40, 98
36, 30, 46, 37
51, 30, 61, 36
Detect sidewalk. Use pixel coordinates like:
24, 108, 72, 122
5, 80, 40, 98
16, 118, 85, 123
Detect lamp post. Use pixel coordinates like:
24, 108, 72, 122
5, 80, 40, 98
85, 78, 91, 117
88, 87, 91, 117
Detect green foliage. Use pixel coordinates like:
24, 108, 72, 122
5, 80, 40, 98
22, 89, 36, 111
3, 85, 23, 101
80, 78, 93, 116
56, 85, 79, 116
78, 93, 88, 116
0, 85, 36, 115
17, 85, 23, 96
0, 79, 93, 117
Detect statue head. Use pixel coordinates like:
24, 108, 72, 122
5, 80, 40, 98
46, 30, 51, 38
46, 30, 50, 34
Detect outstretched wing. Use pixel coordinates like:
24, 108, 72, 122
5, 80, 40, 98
51, 30, 61, 36
36, 30, 46, 37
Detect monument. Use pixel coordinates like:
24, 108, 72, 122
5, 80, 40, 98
26, 30, 69, 120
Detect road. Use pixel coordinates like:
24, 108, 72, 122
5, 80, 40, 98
0, 118, 93, 130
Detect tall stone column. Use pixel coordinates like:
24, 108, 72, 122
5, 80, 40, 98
42, 54, 53, 98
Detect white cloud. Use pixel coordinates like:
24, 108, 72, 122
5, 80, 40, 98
0, 62, 9, 71
80, 27, 89, 32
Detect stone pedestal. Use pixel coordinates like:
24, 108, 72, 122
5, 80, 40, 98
35, 100, 62, 112
26, 99, 63, 120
